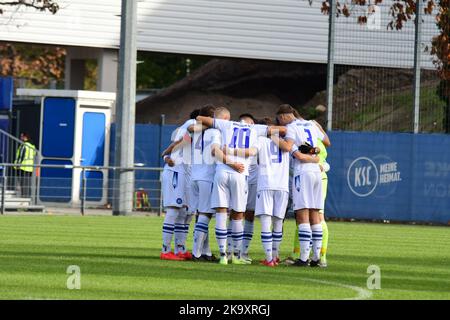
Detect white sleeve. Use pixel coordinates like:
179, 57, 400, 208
213, 118, 230, 132
285, 125, 296, 143
253, 124, 268, 137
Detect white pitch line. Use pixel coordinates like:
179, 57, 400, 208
302, 278, 373, 300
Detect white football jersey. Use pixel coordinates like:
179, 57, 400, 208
191, 128, 221, 182
248, 124, 267, 184
164, 119, 196, 174
285, 119, 324, 175
255, 136, 290, 192
213, 119, 267, 176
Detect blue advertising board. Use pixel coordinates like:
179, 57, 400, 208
326, 131, 450, 224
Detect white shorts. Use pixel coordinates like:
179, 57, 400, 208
246, 183, 257, 211
190, 180, 215, 214
162, 169, 186, 208
255, 190, 289, 219
292, 171, 324, 210
211, 170, 248, 212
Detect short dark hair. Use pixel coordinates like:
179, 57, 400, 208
199, 104, 216, 117
257, 117, 274, 125
189, 109, 201, 119
239, 113, 256, 123
276, 104, 296, 115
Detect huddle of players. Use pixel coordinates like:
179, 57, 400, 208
160, 103, 331, 267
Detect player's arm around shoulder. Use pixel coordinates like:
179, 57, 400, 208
291, 145, 320, 164
270, 133, 293, 152
196, 115, 214, 128
222, 145, 257, 158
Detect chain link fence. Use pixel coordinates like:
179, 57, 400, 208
0, 163, 163, 215
328, 0, 448, 133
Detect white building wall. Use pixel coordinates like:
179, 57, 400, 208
0, 0, 440, 69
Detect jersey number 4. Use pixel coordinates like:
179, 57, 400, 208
229, 128, 250, 148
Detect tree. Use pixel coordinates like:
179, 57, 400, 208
0, 43, 66, 87
318, 0, 449, 131
0, 0, 59, 15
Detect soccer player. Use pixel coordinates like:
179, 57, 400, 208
238, 113, 259, 263
160, 110, 199, 260
253, 118, 290, 267
275, 104, 331, 267
196, 108, 260, 265
160, 122, 192, 260
312, 120, 331, 267
190, 105, 220, 262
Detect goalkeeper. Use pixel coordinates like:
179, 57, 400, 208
286, 120, 330, 267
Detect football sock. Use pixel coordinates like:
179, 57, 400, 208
260, 214, 273, 262
298, 223, 312, 262
242, 219, 254, 255
162, 208, 178, 253
272, 217, 283, 260
215, 213, 228, 255
193, 214, 210, 258
231, 219, 244, 258
292, 224, 300, 259
311, 223, 323, 262
226, 224, 233, 255
182, 214, 193, 250
321, 220, 329, 261
174, 209, 187, 254
202, 233, 212, 256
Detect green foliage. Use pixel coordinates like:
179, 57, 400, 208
136, 52, 209, 89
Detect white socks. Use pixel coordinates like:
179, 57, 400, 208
298, 223, 312, 262
272, 217, 283, 260
193, 214, 210, 258
231, 219, 244, 257
174, 210, 187, 254
311, 223, 323, 262
226, 224, 232, 255
215, 213, 228, 255
242, 219, 254, 256
259, 214, 273, 262
162, 208, 178, 253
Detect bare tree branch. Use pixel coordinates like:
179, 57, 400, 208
0, 0, 59, 14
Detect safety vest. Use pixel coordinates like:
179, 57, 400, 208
14, 142, 36, 173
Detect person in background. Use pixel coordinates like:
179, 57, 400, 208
14, 132, 36, 198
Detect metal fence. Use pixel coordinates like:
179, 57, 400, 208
0, 163, 163, 216
326, 0, 449, 134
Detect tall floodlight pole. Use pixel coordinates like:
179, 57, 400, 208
326, 0, 336, 131
412, 0, 422, 133
113, 0, 138, 215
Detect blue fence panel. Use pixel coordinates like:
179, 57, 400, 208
108, 123, 177, 207
326, 131, 450, 224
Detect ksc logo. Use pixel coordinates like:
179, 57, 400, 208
347, 157, 379, 197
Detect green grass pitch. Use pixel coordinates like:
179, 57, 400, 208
0, 215, 449, 300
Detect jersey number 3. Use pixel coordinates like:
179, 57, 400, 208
304, 128, 314, 146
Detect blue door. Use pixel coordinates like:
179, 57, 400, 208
80, 112, 106, 202
42, 98, 76, 158
39, 159, 73, 203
